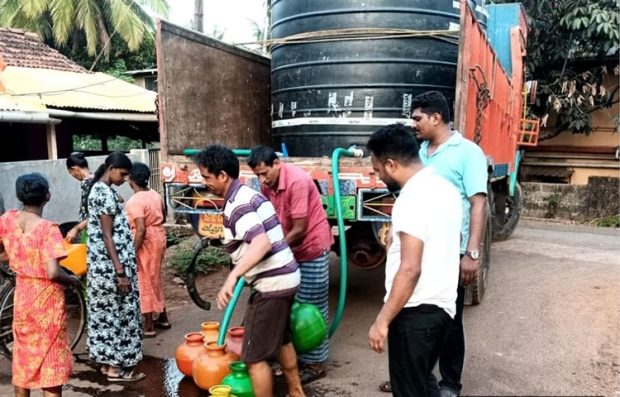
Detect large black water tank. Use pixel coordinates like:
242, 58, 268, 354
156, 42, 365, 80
270, 0, 487, 157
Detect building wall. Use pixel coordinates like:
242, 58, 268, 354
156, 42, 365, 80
0, 150, 149, 224
525, 73, 619, 185
522, 177, 619, 221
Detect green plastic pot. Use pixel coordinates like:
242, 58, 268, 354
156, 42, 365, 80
221, 361, 254, 397
290, 300, 327, 354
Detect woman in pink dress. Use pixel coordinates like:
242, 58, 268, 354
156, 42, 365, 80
0, 173, 81, 397
125, 162, 170, 337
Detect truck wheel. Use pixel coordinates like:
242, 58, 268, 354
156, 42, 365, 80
345, 223, 386, 269
492, 182, 523, 242
470, 204, 492, 305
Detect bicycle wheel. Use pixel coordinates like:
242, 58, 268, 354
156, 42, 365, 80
0, 283, 15, 358
65, 284, 86, 351
0, 283, 86, 359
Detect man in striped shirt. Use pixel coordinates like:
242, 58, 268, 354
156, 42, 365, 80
196, 144, 306, 397
248, 145, 333, 383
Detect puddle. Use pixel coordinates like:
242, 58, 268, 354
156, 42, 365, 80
68, 355, 193, 397
2, 354, 335, 396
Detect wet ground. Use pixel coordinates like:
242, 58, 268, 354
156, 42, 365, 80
0, 219, 618, 396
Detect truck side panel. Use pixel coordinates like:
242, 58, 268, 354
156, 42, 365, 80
156, 20, 271, 161
454, 1, 527, 176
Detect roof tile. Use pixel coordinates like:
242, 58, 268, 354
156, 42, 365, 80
0, 27, 87, 73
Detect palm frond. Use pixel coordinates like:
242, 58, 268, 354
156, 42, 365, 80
108, 0, 146, 51
0, 0, 24, 26
75, 0, 100, 55
134, 0, 169, 19
49, 0, 75, 45
125, 0, 156, 31
18, 0, 47, 19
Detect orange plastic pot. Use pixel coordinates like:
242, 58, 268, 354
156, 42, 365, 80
192, 341, 239, 390
59, 241, 87, 277
200, 321, 220, 344
175, 332, 205, 377
225, 327, 244, 358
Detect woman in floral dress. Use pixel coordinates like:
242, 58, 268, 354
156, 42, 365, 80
86, 152, 144, 382
0, 173, 81, 397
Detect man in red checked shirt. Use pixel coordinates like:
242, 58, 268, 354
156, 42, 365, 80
249, 145, 334, 384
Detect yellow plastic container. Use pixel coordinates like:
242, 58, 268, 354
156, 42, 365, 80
59, 241, 87, 277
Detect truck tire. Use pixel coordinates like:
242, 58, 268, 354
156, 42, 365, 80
470, 204, 493, 305
492, 182, 522, 242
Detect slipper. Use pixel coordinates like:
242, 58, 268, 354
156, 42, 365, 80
144, 330, 157, 338
298, 366, 326, 385
379, 381, 392, 393
107, 368, 146, 382
272, 362, 283, 377
154, 321, 171, 330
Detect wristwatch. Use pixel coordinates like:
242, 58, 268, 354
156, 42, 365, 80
465, 250, 480, 260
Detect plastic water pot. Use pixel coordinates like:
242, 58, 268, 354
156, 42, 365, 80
290, 300, 327, 354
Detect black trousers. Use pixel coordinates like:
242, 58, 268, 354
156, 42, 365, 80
388, 305, 451, 397
438, 284, 466, 392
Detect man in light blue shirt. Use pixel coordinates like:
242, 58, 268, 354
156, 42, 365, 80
415, 91, 488, 397
378, 91, 488, 397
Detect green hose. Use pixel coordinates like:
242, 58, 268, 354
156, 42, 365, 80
183, 148, 251, 157
215, 147, 362, 342
329, 147, 364, 337
217, 278, 246, 346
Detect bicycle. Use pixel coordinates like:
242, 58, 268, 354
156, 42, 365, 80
0, 223, 88, 360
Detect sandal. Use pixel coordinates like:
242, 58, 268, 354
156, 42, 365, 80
154, 321, 171, 330
100, 365, 109, 375
298, 365, 326, 385
379, 381, 392, 393
272, 362, 283, 377
144, 330, 157, 338
107, 368, 146, 382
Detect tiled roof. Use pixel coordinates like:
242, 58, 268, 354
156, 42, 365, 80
0, 27, 87, 73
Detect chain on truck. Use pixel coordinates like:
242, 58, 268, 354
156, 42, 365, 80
156, 0, 540, 333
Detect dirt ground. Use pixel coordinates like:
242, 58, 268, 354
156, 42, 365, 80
161, 234, 230, 312
0, 220, 617, 397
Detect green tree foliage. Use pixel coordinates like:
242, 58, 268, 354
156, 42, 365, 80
501, 0, 620, 137
0, 0, 169, 61
60, 31, 156, 73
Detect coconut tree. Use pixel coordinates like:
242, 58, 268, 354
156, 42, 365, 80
0, 0, 169, 60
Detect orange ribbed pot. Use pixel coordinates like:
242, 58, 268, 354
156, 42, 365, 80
192, 341, 239, 390
175, 332, 205, 377
200, 321, 220, 344
225, 327, 244, 358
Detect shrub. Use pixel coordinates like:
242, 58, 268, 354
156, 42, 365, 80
169, 245, 231, 276
592, 214, 620, 228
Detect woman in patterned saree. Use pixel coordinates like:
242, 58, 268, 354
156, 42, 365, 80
0, 173, 81, 397
86, 152, 145, 382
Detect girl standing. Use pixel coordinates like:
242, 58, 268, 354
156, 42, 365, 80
65, 152, 93, 242
126, 162, 170, 337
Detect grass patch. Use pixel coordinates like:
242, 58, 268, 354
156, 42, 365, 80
592, 214, 620, 228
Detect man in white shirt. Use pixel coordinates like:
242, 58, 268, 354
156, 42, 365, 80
367, 124, 462, 397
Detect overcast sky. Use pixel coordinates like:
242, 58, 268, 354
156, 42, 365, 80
167, 0, 267, 44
